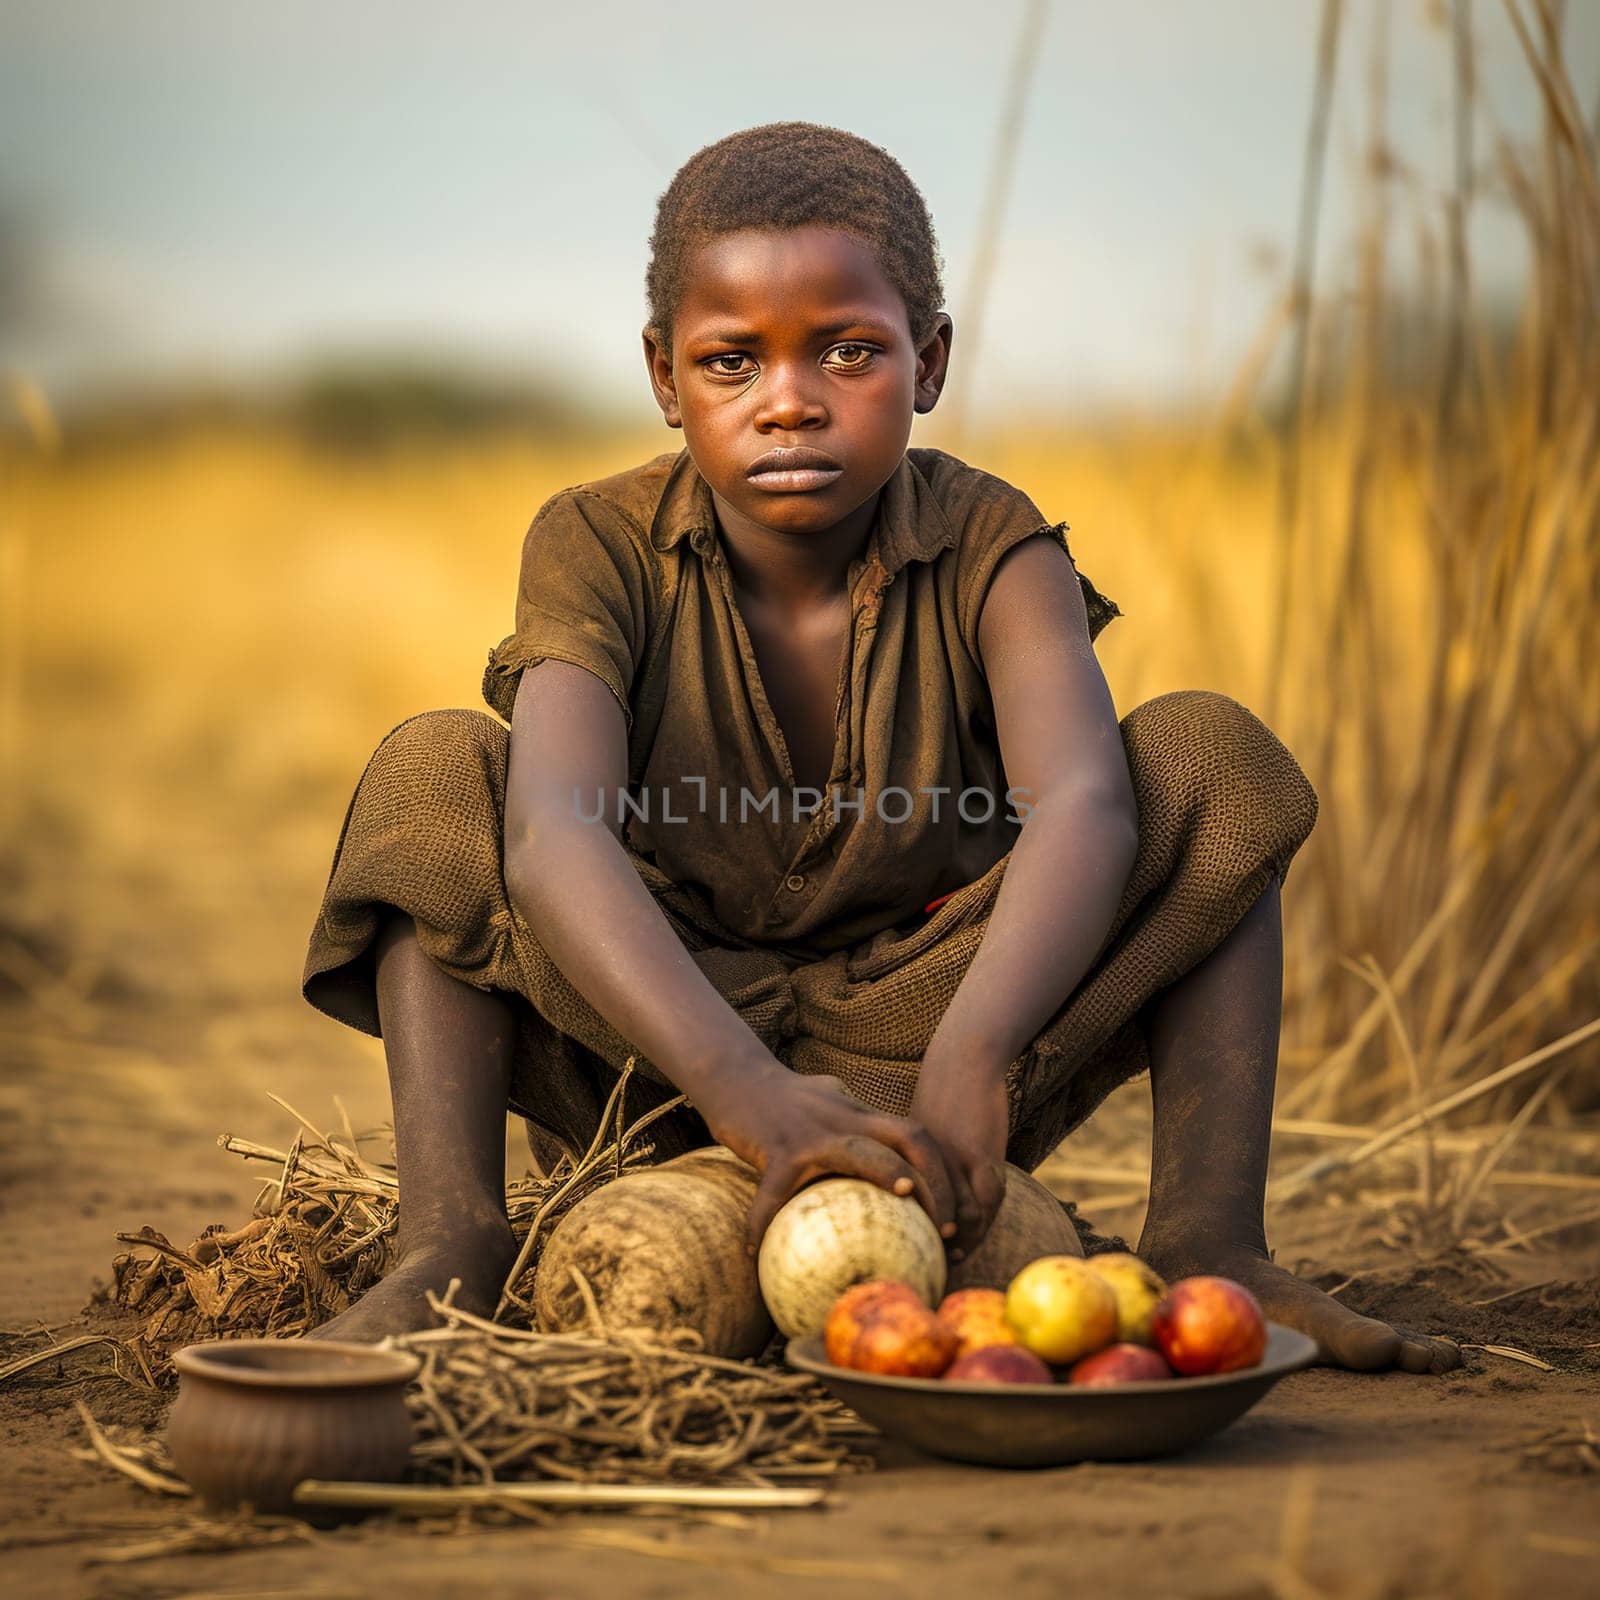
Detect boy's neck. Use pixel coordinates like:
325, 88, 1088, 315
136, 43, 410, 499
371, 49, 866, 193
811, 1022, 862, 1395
708, 485, 883, 611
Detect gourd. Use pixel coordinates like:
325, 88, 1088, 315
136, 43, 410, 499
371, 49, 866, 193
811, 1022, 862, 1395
534, 1145, 774, 1358
757, 1178, 947, 1338
534, 1146, 1082, 1356
944, 1162, 1083, 1291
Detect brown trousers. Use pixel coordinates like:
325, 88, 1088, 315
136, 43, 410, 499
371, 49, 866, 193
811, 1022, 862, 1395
302, 690, 1318, 1174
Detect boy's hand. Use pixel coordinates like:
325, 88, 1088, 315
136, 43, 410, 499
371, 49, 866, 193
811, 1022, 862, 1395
715, 1072, 962, 1256
908, 1058, 1010, 1258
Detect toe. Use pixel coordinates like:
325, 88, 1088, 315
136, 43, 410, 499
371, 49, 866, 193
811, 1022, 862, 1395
1391, 1329, 1462, 1374
1427, 1335, 1463, 1375
1396, 1337, 1435, 1374
1324, 1311, 1402, 1371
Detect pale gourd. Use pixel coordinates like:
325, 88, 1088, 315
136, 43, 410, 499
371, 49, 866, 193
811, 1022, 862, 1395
534, 1145, 773, 1359
757, 1177, 947, 1338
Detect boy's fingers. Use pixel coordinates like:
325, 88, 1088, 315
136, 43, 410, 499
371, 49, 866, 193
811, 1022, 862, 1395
947, 1203, 985, 1248
868, 1116, 958, 1237
745, 1161, 799, 1255
945, 1166, 985, 1252
831, 1135, 928, 1212
952, 1194, 989, 1255
971, 1158, 1006, 1219
952, 1158, 1004, 1255
745, 1139, 924, 1255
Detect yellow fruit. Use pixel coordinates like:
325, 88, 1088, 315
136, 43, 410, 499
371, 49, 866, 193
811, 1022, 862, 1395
1084, 1252, 1168, 1346
1004, 1255, 1119, 1365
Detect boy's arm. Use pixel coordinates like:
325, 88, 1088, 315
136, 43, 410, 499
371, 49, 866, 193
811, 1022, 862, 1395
909, 534, 1139, 1252
503, 660, 960, 1249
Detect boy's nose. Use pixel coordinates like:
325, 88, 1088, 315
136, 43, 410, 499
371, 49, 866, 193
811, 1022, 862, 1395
753, 366, 827, 431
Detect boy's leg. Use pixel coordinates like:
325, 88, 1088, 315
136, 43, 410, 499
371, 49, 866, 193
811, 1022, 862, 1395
1135, 875, 1460, 1373
311, 909, 517, 1342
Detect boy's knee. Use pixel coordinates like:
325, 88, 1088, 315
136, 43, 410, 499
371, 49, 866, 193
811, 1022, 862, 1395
355, 708, 510, 847
1121, 689, 1319, 855
374, 707, 507, 769
1123, 689, 1309, 796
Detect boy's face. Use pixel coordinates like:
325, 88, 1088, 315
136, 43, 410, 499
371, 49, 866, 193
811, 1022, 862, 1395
643, 224, 952, 541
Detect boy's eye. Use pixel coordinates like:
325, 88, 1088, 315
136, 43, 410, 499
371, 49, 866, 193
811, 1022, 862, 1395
706, 354, 755, 378
826, 343, 875, 370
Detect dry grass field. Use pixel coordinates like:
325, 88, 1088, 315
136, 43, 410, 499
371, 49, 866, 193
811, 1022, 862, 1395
1, 10, 1597, 1596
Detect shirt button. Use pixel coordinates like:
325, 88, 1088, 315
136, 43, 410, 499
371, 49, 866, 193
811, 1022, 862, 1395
784, 873, 807, 892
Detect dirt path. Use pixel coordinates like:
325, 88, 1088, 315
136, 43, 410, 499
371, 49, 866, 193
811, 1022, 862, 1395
4, 998, 1598, 1600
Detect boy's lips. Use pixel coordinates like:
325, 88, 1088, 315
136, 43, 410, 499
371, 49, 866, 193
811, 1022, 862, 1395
745, 446, 845, 493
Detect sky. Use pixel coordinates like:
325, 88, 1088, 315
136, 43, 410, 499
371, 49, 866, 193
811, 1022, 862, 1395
3, 0, 1596, 425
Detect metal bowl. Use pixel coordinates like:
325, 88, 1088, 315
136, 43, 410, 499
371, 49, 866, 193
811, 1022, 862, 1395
786, 1322, 1317, 1467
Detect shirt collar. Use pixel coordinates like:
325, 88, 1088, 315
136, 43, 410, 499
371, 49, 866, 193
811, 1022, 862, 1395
648, 448, 958, 574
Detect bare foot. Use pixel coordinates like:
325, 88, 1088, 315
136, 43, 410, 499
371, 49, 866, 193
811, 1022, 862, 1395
1139, 1233, 1462, 1375
309, 1219, 517, 1344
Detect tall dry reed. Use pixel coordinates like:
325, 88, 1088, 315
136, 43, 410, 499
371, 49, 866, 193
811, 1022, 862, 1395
1263, 0, 1599, 1127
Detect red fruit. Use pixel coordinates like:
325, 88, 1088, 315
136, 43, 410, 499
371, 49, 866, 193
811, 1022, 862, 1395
935, 1287, 1019, 1360
851, 1301, 958, 1377
824, 1280, 925, 1368
944, 1344, 1054, 1384
825, 1280, 955, 1377
1150, 1276, 1267, 1375
1067, 1343, 1174, 1386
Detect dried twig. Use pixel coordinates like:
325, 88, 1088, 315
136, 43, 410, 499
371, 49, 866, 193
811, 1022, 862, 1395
73, 1400, 191, 1496
1274, 1016, 1600, 1198
84, 1515, 317, 1566
0, 1334, 148, 1388
392, 1291, 871, 1492
292, 1480, 825, 1512
1461, 1342, 1555, 1371
1519, 1418, 1600, 1475
530, 1526, 903, 1581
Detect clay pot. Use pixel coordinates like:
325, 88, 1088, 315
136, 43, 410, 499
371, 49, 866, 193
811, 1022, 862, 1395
167, 1339, 420, 1514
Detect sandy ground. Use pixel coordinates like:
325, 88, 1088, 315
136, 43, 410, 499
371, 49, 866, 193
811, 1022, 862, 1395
4, 990, 1599, 1600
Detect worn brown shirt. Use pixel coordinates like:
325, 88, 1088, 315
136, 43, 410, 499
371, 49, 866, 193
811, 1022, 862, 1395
482, 446, 1121, 962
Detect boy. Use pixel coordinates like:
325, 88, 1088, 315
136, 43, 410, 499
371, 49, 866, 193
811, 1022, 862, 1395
302, 123, 1456, 1372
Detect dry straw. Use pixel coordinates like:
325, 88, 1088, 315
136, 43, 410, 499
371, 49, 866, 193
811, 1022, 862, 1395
392, 1289, 869, 1492
91, 1068, 871, 1497
108, 1063, 668, 1371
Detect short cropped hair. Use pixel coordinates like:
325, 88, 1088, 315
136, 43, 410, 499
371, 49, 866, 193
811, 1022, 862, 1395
645, 122, 946, 354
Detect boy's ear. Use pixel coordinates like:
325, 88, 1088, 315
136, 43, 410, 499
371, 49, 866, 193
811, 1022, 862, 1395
642, 328, 683, 429
913, 313, 954, 415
